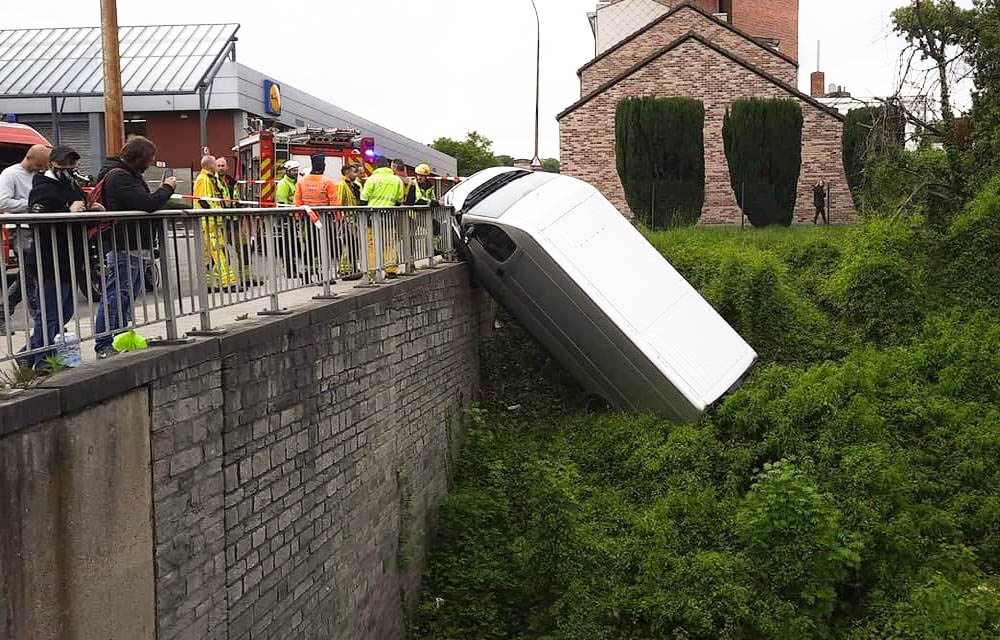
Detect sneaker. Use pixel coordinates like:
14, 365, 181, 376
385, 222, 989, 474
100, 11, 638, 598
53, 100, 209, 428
96, 347, 119, 360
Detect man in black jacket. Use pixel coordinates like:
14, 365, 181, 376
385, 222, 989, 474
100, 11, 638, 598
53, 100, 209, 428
93, 136, 175, 358
17, 146, 92, 368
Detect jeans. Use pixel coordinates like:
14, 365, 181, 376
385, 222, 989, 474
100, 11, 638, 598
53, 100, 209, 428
17, 264, 74, 368
95, 251, 145, 353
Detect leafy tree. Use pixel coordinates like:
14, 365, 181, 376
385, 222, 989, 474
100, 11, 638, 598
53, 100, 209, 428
722, 98, 803, 227
430, 131, 504, 175
843, 105, 906, 208
892, 0, 976, 220
965, 0, 1000, 190
494, 154, 515, 167
615, 96, 706, 228
542, 158, 560, 173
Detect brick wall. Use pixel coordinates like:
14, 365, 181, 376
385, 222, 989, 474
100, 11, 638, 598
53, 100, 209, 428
1, 264, 494, 640
560, 37, 855, 225
581, 4, 798, 95
732, 0, 799, 63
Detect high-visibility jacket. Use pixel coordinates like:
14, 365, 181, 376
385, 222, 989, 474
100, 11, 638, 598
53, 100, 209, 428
294, 173, 339, 206
338, 177, 359, 207
360, 167, 404, 207
193, 169, 223, 209
405, 178, 437, 206
276, 175, 297, 205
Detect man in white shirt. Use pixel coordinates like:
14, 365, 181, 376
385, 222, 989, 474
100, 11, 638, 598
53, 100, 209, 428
0, 144, 50, 335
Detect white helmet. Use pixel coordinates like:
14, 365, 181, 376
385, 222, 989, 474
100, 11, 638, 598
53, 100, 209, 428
283, 160, 300, 171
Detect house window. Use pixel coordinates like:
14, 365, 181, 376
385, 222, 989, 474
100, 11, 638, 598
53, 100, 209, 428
719, 0, 732, 21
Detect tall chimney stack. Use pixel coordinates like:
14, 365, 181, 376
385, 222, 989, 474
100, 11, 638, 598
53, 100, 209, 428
810, 40, 826, 97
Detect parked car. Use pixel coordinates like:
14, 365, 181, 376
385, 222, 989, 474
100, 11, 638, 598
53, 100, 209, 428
442, 167, 757, 421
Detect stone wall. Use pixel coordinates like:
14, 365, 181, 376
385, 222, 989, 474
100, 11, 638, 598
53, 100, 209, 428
0, 264, 494, 640
580, 4, 798, 95
560, 36, 854, 225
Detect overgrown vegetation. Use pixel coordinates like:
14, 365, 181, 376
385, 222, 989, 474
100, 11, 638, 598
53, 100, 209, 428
410, 180, 1000, 638
615, 96, 706, 228
723, 98, 803, 227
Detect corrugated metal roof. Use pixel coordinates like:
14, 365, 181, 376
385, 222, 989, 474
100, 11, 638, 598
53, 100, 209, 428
0, 23, 239, 98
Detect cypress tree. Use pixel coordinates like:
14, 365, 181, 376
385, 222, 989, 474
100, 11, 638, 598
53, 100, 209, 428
723, 98, 803, 227
615, 96, 705, 228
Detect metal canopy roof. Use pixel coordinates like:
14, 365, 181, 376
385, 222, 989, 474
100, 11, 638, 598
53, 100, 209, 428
0, 23, 239, 98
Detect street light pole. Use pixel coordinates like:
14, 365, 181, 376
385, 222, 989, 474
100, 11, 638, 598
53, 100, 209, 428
530, 0, 543, 170
100, 0, 125, 155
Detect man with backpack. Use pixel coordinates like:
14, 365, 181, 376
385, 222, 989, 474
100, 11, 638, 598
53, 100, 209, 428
90, 136, 175, 359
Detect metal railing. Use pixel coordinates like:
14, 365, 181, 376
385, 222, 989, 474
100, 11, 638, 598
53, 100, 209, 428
0, 206, 456, 367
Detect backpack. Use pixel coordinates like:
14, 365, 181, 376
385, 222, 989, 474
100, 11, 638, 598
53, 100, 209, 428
86, 168, 126, 239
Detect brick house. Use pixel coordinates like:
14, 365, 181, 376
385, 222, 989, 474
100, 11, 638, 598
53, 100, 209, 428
562, 1, 855, 224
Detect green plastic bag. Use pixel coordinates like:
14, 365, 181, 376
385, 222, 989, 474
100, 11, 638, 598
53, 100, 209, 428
112, 330, 149, 353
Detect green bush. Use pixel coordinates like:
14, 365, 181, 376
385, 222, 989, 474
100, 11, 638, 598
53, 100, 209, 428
723, 98, 803, 227
859, 147, 951, 218
843, 105, 906, 207
705, 248, 839, 364
413, 219, 1000, 639
939, 175, 1000, 310
824, 219, 928, 343
616, 96, 706, 228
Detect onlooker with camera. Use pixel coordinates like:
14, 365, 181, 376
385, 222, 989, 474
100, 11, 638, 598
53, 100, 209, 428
17, 146, 96, 369
92, 136, 175, 359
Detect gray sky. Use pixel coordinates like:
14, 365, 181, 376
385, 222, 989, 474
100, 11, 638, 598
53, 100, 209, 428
3, 1, 972, 160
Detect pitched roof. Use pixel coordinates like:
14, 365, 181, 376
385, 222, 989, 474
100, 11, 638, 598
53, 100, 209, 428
557, 32, 844, 121
578, 1, 797, 77
0, 23, 239, 97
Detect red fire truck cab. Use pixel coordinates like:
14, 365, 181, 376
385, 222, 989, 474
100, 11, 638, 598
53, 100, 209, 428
235, 127, 375, 206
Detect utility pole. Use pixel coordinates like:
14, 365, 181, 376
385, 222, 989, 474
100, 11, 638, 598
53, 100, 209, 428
530, 0, 543, 171
100, 0, 124, 155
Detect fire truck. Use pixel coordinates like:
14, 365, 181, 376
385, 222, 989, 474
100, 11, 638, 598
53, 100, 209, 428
234, 127, 375, 206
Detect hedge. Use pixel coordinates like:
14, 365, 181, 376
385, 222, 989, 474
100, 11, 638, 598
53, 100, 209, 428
723, 98, 803, 226
616, 96, 705, 228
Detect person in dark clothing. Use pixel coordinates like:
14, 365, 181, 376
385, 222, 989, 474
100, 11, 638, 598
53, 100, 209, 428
17, 146, 93, 369
813, 180, 828, 225
93, 136, 175, 358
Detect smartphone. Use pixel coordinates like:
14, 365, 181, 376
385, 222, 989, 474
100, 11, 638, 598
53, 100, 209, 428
163, 168, 174, 179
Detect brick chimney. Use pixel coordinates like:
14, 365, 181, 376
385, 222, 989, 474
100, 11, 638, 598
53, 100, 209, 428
811, 71, 826, 97
810, 40, 825, 97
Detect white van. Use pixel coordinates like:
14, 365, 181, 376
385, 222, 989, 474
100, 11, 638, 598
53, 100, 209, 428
443, 167, 756, 421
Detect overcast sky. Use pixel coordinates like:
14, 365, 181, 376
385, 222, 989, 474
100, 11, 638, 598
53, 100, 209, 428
3, 0, 973, 160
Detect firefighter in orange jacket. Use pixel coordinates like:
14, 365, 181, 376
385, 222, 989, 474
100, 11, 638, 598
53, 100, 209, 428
293, 154, 342, 279
294, 153, 338, 207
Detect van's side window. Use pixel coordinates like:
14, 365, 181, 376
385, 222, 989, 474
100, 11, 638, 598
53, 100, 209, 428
472, 224, 517, 262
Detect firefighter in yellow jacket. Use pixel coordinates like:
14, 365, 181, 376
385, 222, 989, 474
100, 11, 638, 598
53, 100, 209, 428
194, 155, 237, 289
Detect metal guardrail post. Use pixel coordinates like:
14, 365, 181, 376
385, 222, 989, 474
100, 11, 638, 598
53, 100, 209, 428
151, 218, 190, 344
439, 207, 459, 262
399, 209, 416, 276
188, 214, 226, 336
424, 208, 438, 270
314, 209, 338, 300
260, 214, 291, 316
354, 209, 378, 288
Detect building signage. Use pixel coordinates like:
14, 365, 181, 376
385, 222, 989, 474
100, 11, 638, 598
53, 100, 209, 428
264, 80, 282, 116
